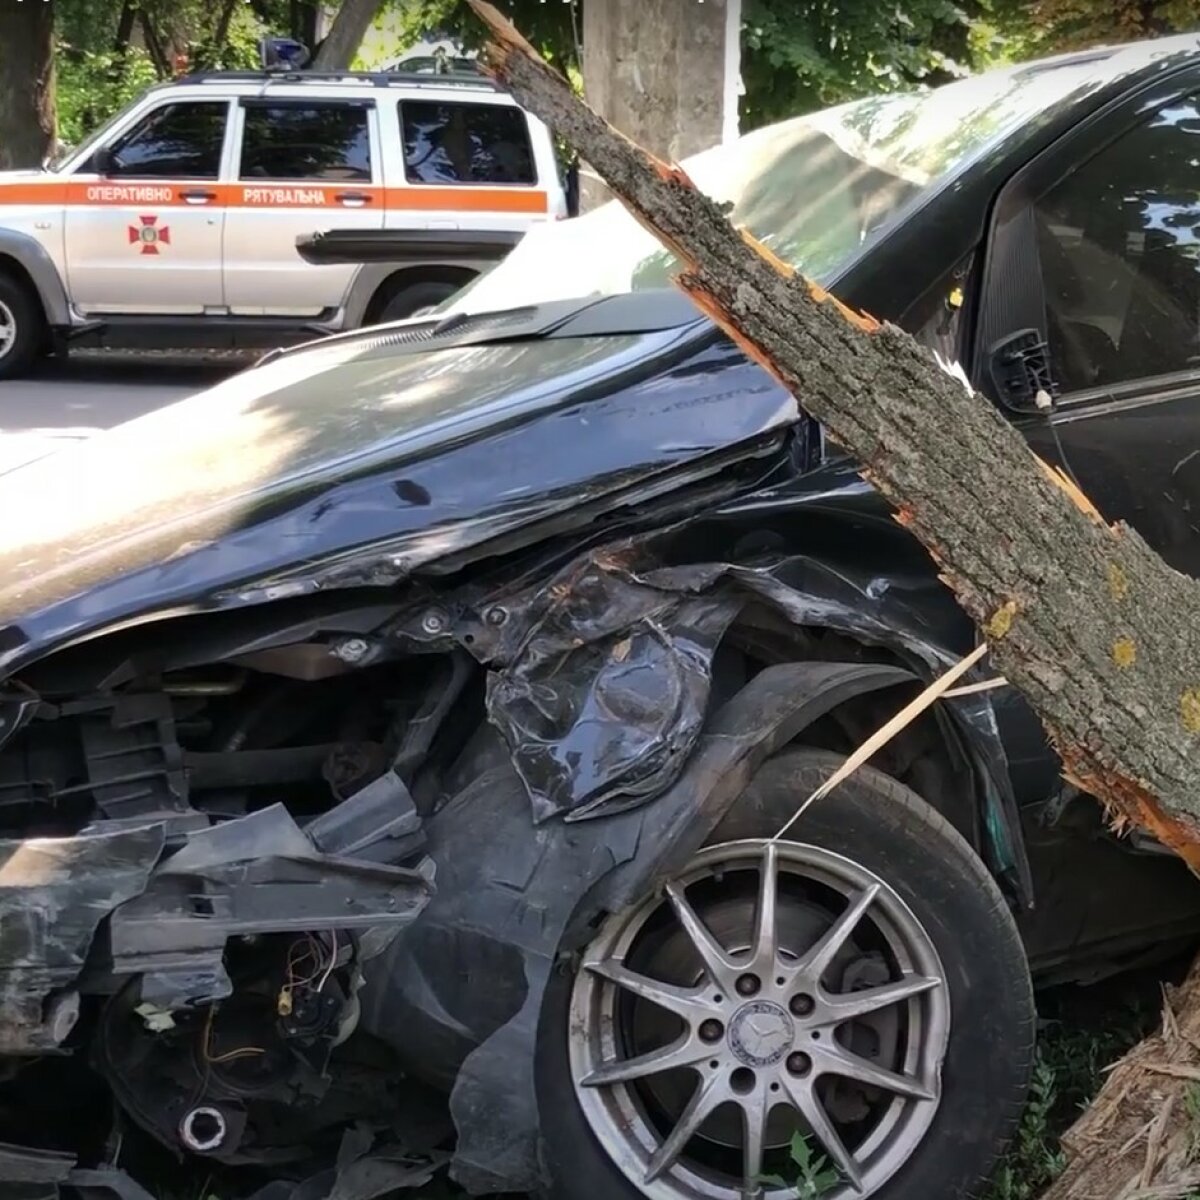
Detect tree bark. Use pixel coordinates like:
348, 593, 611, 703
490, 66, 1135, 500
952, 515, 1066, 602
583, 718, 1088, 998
466, 0, 1200, 865
0, 0, 56, 170
212, 0, 240, 57
464, 3, 1200, 1193
113, 1, 137, 55
310, 0, 383, 70
580, 0, 738, 210
139, 11, 172, 78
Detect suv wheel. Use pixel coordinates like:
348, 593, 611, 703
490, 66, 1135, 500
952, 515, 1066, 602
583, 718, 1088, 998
537, 748, 1035, 1200
0, 274, 44, 380
376, 279, 462, 324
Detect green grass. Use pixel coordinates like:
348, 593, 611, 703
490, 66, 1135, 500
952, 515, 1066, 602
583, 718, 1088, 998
986, 973, 1167, 1200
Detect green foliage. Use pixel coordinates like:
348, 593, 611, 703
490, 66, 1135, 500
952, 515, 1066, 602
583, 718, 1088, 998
39, 0, 1200, 151
55, 45, 157, 148
760, 1131, 842, 1198
52, 0, 303, 145
740, 0, 976, 129
988, 984, 1159, 1200
987, 1051, 1067, 1200
48, 0, 1200, 150
986, 0, 1200, 57
379, 0, 582, 75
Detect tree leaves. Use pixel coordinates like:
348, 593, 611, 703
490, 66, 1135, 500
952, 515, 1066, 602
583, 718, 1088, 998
48, 0, 1200, 150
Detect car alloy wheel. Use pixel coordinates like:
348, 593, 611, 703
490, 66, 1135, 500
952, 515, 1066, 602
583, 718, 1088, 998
568, 838, 950, 1199
0, 299, 17, 360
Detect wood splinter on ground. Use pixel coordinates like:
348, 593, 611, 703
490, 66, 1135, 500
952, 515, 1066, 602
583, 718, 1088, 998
466, 0, 1200, 1192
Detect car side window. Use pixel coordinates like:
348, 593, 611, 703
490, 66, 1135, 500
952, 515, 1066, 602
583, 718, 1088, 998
239, 103, 372, 182
399, 100, 536, 186
1035, 98, 1200, 393
106, 102, 227, 179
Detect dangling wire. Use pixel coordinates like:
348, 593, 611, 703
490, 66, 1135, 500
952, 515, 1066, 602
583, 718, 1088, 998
317, 930, 339, 993
200, 1002, 265, 1065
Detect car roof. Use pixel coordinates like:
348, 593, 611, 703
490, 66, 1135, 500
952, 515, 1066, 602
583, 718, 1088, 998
149, 68, 518, 105
979, 30, 1200, 99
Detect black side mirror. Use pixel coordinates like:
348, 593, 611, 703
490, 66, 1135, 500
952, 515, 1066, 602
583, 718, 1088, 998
92, 146, 114, 176
988, 328, 1059, 415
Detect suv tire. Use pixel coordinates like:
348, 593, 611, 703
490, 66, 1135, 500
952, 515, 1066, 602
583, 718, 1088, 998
536, 747, 1035, 1200
0, 273, 45, 380
376, 279, 462, 324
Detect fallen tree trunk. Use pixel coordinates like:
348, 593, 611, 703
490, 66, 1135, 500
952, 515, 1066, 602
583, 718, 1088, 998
464, 2, 1200, 1194
468, 0, 1200, 863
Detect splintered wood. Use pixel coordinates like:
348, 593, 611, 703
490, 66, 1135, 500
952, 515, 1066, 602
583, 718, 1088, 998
1041, 959, 1200, 1198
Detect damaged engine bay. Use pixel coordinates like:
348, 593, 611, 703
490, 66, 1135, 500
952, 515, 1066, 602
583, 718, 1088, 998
0, 621, 457, 1199
0, 517, 1018, 1200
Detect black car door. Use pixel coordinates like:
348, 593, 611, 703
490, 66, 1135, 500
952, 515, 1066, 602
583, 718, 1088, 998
974, 65, 1200, 578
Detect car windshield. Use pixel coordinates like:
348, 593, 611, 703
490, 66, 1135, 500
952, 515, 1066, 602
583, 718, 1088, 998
442, 54, 1134, 317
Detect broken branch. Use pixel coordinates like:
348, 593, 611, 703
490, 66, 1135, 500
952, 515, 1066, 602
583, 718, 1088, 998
467, 0, 1200, 872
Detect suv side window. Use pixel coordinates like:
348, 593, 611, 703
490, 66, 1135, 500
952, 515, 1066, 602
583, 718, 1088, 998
400, 101, 535, 186
240, 103, 372, 181
106, 102, 227, 179
1035, 98, 1200, 393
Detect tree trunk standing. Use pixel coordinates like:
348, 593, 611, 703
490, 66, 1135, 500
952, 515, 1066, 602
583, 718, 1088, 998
310, 0, 384, 70
138, 12, 171, 78
580, 0, 739, 210
212, 0, 240, 58
466, 2, 1200, 1193
289, 0, 321, 49
0, 0, 56, 170
113, 1, 136, 55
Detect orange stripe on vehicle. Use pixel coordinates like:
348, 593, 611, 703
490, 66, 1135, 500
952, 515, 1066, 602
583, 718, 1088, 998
386, 186, 548, 213
0, 180, 548, 214
0, 182, 69, 205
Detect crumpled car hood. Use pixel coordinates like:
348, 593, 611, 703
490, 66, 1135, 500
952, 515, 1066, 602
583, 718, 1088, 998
0, 327, 797, 673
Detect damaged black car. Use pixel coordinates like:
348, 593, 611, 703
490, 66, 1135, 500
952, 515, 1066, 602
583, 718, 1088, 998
9, 31, 1200, 1200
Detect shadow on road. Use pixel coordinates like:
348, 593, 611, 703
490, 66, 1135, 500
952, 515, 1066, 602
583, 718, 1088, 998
31, 349, 252, 388
0, 351, 251, 435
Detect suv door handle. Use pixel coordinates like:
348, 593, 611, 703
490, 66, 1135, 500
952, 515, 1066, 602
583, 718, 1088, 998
335, 191, 373, 205
180, 188, 217, 203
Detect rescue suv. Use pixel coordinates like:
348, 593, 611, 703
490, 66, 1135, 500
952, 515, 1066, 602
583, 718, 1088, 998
0, 66, 567, 378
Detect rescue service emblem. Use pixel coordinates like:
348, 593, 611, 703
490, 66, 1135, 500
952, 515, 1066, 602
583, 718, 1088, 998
128, 214, 171, 255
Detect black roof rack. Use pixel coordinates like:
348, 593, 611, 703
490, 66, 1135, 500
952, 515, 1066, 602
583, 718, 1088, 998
177, 68, 500, 91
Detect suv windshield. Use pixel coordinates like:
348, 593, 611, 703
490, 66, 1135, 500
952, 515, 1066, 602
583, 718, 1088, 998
442, 54, 1135, 317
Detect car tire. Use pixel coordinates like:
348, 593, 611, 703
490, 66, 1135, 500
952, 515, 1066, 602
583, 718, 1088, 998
0, 273, 45, 380
375, 279, 463, 324
536, 747, 1035, 1200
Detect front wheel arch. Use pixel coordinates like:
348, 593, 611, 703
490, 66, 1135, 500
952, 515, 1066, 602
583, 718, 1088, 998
717, 617, 1002, 877
362, 265, 478, 326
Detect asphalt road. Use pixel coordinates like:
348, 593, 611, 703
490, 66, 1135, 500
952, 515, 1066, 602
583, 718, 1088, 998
0, 352, 248, 471
0, 352, 244, 434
